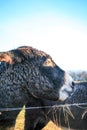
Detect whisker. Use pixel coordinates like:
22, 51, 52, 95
58, 107, 62, 127
82, 109, 87, 119
65, 105, 75, 119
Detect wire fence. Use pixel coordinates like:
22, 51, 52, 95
0, 102, 87, 112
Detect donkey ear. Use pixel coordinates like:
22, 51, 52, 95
0, 53, 13, 64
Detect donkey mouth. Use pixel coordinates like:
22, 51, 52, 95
59, 83, 74, 101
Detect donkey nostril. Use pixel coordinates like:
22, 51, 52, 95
70, 81, 75, 90
72, 81, 75, 87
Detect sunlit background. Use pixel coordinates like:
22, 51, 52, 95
0, 0, 87, 71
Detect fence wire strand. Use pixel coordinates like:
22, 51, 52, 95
0, 102, 87, 112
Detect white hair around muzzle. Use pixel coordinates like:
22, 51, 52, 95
59, 73, 73, 101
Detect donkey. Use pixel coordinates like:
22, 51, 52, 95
25, 81, 87, 130
0, 46, 73, 130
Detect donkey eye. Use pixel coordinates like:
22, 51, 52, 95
43, 58, 55, 67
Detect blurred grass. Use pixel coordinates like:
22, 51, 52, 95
14, 109, 62, 130
15, 109, 25, 130
42, 121, 62, 130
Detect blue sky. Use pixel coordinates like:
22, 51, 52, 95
0, 0, 87, 71
0, 0, 87, 23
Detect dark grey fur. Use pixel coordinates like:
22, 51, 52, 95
25, 82, 87, 130
0, 46, 72, 130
